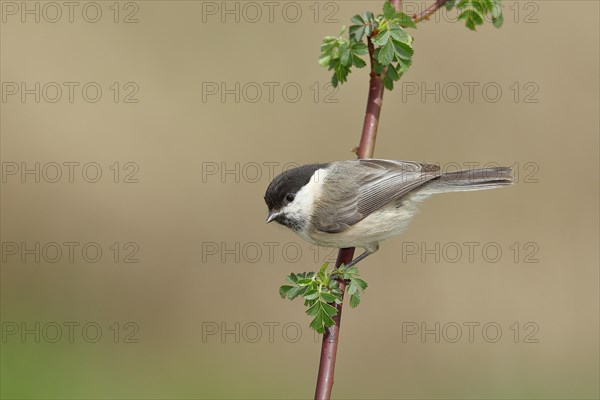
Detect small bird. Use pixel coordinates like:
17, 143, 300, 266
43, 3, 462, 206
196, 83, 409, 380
264, 159, 513, 268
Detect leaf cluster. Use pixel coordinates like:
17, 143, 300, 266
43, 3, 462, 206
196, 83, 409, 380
319, 0, 504, 88
319, 30, 369, 88
336, 265, 368, 309
446, 0, 504, 30
280, 263, 368, 333
319, 1, 415, 89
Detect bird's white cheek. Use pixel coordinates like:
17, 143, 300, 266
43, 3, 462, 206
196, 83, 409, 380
282, 168, 329, 222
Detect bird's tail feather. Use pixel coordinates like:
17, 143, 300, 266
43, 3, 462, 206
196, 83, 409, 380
423, 167, 514, 194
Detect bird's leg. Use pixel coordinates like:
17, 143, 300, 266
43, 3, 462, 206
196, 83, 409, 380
343, 251, 371, 269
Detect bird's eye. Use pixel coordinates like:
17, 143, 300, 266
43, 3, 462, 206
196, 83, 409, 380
285, 193, 295, 202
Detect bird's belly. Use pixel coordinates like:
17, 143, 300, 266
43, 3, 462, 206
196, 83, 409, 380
306, 201, 419, 250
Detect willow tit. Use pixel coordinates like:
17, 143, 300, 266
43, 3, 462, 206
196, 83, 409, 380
264, 159, 513, 268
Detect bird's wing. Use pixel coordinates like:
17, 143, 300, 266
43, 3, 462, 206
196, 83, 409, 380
314, 159, 440, 233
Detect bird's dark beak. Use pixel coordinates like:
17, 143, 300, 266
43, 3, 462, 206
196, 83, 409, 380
266, 210, 280, 223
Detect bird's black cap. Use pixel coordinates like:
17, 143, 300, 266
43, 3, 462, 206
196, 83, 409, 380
264, 163, 329, 213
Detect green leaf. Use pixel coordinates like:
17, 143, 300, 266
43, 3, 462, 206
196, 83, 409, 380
383, 76, 394, 90
396, 12, 416, 29
349, 24, 366, 42
382, 1, 396, 19
446, 0, 458, 10
320, 36, 337, 49
491, 0, 502, 16
393, 41, 413, 60
334, 64, 351, 86
308, 300, 336, 333
353, 55, 367, 68
349, 12, 374, 42
372, 60, 385, 75
346, 265, 360, 277
350, 292, 361, 308
310, 312, 334, 334
383, 75, 394, 90
340, 49, 351, 67
322, 302, 338, 317
329, 278, 340, 289
350, 14, 364, 25
287, 273, 298, 284
319, 55, 331, 68
492, 12, 503, 28
297, 272, 312, 280
306, 300, 321, 316
389, 26, 411, 44
455, 0, 499, 30
297, 278, 313, 286
363, 13, 375, 36
353, 278, 368, 291
320, 292, 338, 303
480, 0, 494, 13
352, 42, 368, 55
309, 313, 325, 333
459, 9, 484, 30
331, 73, 339, 88
472, 0, 486, 15
317, 262, 328, 282
303, 289, 320, 300
386, 64, 400, 81
378, 41, 394, 65
491, 0, 503, 28
372, 29, 391, 47
279, 285, 294, 298
347, 281, 358, 295
397, 57, 411, 72
286, 286, 302, 300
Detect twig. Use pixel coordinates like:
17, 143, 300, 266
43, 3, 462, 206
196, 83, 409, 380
413, 0, 449, 23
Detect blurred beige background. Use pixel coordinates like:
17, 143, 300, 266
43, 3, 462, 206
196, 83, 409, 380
1, 1, 598, 399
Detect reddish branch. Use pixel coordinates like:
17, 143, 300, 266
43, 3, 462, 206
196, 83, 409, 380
313, 247, 355, 399
357, 36, 386, 159
413, 0, 449, 23
314, 1, 445, 398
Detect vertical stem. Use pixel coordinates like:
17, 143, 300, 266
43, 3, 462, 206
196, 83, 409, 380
313, 248, 354, 400
358, 37, 386, 159
314, 2, 401, 399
